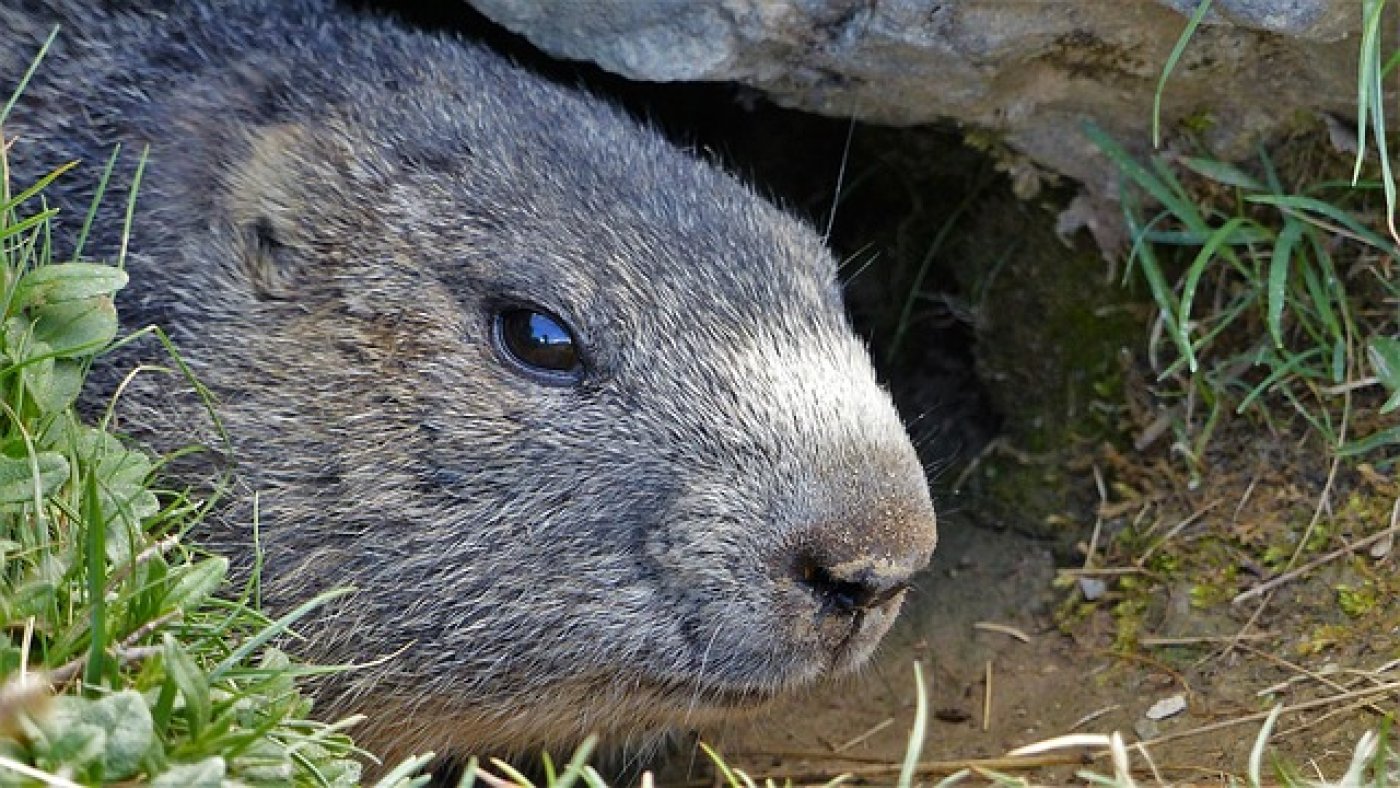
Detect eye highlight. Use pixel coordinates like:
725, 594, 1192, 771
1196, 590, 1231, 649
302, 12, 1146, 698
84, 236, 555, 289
493, 307, 583, 384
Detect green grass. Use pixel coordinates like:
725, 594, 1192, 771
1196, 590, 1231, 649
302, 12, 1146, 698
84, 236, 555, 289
1040, 10, 1400, 783
1121, 0, 1400, 482
0, 47, 408, 786
1355, 0, 1398, 245
1086, 127, 1400, 480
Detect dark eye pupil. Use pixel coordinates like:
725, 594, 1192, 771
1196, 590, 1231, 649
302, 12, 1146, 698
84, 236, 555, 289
497, 308, 580, 377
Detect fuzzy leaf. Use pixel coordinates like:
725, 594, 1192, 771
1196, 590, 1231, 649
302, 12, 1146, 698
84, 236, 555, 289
0, 579, 55, 623
86, 690, 155, 780
81, 428, 154, 491
87, 437, 160, 529
24, 356, 84, 415
34, 692, 152, 781
104, 505, 145, 565
163, 556, 228, 612
230, 737, 295, 784
0, 451, 69, 504
151, 757, 225, 787
30, 296, 119, 358
37, 721, 107, 776
15, 263, 128, 307
0, 317, 23, 352
163, 635, 211, 739
310, 755, 361, 788
104, 484, 161, 528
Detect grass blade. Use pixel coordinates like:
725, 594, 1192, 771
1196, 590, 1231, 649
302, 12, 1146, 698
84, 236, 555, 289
82, 463, 107, 691
1250, 193, 1398, 253
72, 146, 122, 263
1179, 156, 1266, 191
371, 753, 437, 788
1338, 424, 1400, 457
898, 661, 930, 788
1235, 347, 1324, 414
1266, 221, 1303, 347
0, 162, 77, 219
1247, 706, 1284, 787
208, 586, 354, 680
1086, 122, 1202, 232
1177, 215, 1252, 345
1153, 0, 1215, 148
1120, 186, 1197, 372
551, 736, 598, 788
0, 27, 58, 128
701, 742, 742, 788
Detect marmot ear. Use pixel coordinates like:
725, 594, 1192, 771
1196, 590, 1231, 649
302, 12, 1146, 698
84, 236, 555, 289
224, 123, 347, 300
244, 214, 298, 300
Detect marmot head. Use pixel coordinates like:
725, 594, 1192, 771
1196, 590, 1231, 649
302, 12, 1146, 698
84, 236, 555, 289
88, 19, 938, 766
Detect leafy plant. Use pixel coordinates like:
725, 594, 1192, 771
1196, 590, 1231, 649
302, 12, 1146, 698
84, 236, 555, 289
0, 42, 387, 786
1089, 122, 1400, 478
1121, 0, 1400, 479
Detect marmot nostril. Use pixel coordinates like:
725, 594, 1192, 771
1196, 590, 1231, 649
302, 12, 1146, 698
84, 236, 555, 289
796, 552, 915, 615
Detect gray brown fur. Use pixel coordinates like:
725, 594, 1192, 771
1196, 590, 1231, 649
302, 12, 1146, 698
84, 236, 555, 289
2, 0, 938, 768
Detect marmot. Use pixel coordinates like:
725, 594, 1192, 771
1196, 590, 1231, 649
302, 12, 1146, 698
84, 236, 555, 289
3, 0, 938, 771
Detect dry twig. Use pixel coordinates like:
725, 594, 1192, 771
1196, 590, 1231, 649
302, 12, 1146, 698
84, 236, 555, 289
1140, 679, 1400, 748
49, 610, 181, 685
833, 718, 894, 753
973, 622, 1030, 642
1232, 520, 1400, 604
982, 661, 993, 732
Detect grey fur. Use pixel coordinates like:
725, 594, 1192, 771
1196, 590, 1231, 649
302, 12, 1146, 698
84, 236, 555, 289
3, 0, 937, 767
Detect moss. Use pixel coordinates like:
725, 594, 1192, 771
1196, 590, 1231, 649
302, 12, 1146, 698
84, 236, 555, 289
1304, 521, 1334, 553
1335, 581, 1379, 618
1179, 109, 1216, 135
945, 193, 1146, 539
1145, 551, 1180, 575
1189, 581, 1228, 609
1299, 624, 1351, 656
1111, 593, 1148, 652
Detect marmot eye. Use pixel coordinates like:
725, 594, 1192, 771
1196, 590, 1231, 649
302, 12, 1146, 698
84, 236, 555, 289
494, 307, 582, 384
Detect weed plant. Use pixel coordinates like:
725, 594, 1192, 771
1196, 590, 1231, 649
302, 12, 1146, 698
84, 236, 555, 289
1101, 0, 1400, 481
1092, 125, 1399, 481
0, 40, 386, 787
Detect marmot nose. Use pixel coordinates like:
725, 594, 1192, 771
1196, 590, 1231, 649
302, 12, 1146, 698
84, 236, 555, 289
796, 556, 911, 613
790, 506, 937, 616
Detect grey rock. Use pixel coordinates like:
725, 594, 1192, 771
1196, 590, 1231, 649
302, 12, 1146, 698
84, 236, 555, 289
467, 0, 1363, 234
1078, 576, 1108, 602
1145, 693, 1187, 720
1152, 0, 1355, 39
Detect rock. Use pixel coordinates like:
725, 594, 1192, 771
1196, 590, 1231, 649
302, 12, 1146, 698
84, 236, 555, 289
1145, 693, 1187, 720
1078, 576, 1108, 602
1152, 0, 1353, 39
466, 0, 1363, 242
